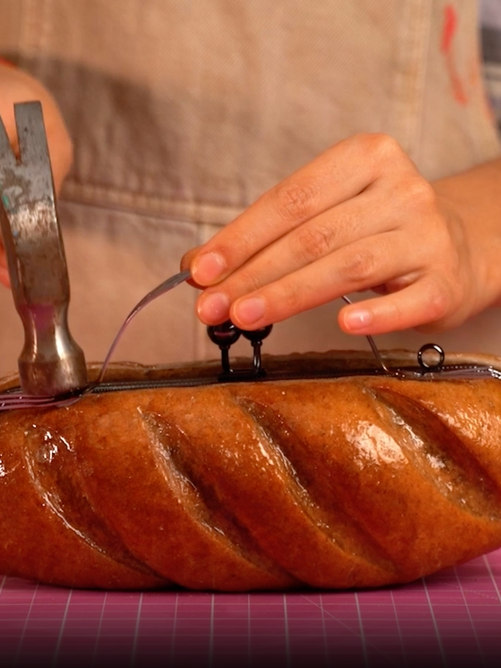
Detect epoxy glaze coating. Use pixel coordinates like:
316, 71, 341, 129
1, 371, 501, 591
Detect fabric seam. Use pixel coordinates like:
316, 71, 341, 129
61, 179, 244, 227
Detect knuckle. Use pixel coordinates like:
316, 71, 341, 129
280, 282, 304, 315
294, 223, 335, 262
338, 247, 378, 284
423, 279, 453, 322
235, 266, 263, 293
273, 178, 320, 221
403, 177, 437, 211
358, 132, 403, 161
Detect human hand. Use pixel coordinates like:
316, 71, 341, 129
182, 133, 501, 336
0, 61, 73, 288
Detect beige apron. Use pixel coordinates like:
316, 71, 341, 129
0, 0, 500, 377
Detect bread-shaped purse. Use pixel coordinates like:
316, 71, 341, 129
1, 348, 501, 591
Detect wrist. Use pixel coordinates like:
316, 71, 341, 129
433, 159, 501, 313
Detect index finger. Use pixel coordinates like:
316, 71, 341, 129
187, 133, 409, 286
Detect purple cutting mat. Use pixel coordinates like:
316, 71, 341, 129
1, 548, 500, 668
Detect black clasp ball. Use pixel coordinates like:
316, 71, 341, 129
207, 320, 242, 348
206, 321, 273, 379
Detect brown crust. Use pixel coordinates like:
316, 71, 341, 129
1, 350, 501, 591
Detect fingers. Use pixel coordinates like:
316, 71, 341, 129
229, 237, 403, 329
339, 277, 452, 335
180, 245, 204, 288
182, 132, 471, 337
227, 268, 453, 337
187, 134, 413, 287
197, 187, 399, 312
195, 172, 440, 328
196, 228, 426, 330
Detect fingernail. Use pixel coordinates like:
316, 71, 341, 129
197, 292, 230, 324
343, 308, 374, 332
192, 252, 226, 285
234, 297, 266, 326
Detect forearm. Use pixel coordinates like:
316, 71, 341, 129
432, 156, 501, 310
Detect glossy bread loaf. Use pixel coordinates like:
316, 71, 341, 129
1, 351, 501, 591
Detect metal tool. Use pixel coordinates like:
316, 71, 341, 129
0, 101, 87, 396
0, 269, 192, 410
96, 269, 191, 383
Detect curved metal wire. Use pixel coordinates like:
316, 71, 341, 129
1, 279, 500, 411
0, 270, 191, 410
341, 295, 391, 373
